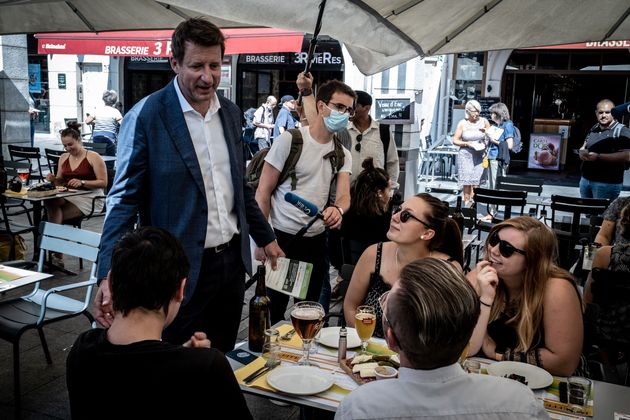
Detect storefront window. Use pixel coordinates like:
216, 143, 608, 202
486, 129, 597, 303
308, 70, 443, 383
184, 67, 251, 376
537, 51, 569, 70
453, 52, 485, 104
506, 51, 536, 70
570, 52, 601, 71
27, 35, 49, 133
602, 50, 630, 71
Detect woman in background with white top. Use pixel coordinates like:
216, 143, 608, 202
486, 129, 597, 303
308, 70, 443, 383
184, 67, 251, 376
85, 90, 123, 157
452, 100, 490, 208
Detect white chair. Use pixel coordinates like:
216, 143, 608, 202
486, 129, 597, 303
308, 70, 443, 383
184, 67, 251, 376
0, 222, 100, 412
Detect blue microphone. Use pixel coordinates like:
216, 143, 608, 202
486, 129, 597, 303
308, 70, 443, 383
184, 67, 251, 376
284, 192, 324, 219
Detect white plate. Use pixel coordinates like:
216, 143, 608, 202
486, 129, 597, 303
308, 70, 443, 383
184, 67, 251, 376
486, 361, 553, 389
316, 327, 362, 348
266, 366, 334, 395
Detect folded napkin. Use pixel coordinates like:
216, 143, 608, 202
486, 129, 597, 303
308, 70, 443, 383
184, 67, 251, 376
4, 188, 27, 197
277, 323, 303, 349
235, 356, 276, 390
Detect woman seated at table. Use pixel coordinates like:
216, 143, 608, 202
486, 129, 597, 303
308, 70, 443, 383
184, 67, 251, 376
344, 193, 463, 338
341, 157, 393, 264
467, 216, 583, 377
45, 122, 107, 262
584, 201, 630, 304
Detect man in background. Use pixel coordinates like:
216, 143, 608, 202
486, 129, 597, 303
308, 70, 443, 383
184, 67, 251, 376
273, 95, 297, 141
348, 90, 399, 186
579, 99, 630, 201
253, 95, 277, 152
336, 258, 548, 420
256, 79, 354, 323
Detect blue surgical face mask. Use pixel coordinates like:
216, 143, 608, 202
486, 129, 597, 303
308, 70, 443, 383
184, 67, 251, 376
323, 105, 350, 133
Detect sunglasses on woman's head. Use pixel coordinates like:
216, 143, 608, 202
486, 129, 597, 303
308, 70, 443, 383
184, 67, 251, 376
355, 134, 363, 152
392, 206, 431, 229
488, 230, 526, 258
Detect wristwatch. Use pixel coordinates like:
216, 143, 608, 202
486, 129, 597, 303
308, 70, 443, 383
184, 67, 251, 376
81, 180, 85, 186
300, 88, 313, 97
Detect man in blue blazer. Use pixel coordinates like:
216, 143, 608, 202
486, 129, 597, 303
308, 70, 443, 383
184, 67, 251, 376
93, 18, 283, 352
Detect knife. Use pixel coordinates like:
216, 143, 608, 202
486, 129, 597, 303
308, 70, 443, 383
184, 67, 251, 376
244, 362, 280, 384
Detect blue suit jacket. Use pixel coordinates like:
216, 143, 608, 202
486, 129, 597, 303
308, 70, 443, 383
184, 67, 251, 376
97, 80, 275, 302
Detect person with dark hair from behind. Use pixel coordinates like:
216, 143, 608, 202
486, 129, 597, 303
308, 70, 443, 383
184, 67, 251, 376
343, 192, 463, 338
336, 258, 548, 420
85, 89, 123, 157
341, 157, 392, 264
67, 227, 252, 420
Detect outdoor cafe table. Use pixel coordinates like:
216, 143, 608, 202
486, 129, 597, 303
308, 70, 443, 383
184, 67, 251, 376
4, 188, 91, 254
0, 264, 51, 294
230, 322, 630, 418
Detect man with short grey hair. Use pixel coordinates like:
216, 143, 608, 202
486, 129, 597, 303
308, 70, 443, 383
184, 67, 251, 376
336, 258, 549, 420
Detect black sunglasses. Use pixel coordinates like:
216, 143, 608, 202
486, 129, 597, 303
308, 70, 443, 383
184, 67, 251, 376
488, 231, 526, 258
355, 133, 363, 152
393, 206, 431, 229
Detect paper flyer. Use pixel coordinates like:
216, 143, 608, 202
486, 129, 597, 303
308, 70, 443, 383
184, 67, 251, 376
265, 257, 313, 299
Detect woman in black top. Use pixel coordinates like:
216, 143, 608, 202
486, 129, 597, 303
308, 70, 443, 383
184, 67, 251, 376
343, 192, 463, 337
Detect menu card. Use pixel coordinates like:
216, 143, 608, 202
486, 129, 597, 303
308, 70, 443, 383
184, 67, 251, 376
265, 258, 312, 299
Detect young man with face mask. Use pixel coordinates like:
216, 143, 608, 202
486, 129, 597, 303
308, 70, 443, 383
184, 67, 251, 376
255, 77, 355, 323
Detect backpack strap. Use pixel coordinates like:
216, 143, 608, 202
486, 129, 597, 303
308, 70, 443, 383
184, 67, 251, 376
379, 123, 391, 164
279, 128, 303, 191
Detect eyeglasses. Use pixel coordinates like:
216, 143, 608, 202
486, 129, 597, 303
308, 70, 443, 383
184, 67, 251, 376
392, 206, 431, 229
488, 230, 526, 258
355, 133, 363, 152
326, 101, 354, 115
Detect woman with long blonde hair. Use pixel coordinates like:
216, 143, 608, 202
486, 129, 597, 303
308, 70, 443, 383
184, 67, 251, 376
467, 216, 583, 376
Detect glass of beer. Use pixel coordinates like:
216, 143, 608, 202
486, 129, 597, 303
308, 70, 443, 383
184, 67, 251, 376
17, 167, 30, 186
290, 301, 325, 366
355, 305, 376, 354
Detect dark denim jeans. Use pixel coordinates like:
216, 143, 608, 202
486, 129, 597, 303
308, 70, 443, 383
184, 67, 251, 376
579, 177, 622, 201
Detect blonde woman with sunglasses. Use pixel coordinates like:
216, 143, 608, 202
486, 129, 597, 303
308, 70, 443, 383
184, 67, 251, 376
343, 193, 463, 338
467, 216, 584, 376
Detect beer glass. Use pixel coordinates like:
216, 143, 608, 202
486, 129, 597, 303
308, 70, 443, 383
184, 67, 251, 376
16, 167, 29, 187
355, 305, 376, 354
290, 301, 325, 366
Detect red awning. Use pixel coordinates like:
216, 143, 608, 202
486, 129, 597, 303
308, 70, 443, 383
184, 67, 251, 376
36, 28, 303, 56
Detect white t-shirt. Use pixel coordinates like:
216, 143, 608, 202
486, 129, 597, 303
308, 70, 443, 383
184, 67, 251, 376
264, 126, 351, 236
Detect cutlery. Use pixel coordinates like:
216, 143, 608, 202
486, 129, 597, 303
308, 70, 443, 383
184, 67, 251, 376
280, 328, 296, 340
244, 360, 280, 384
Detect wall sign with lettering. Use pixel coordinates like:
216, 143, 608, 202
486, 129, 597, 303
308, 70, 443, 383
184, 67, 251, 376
58, 73, 66, 89
374, 98, 413, 124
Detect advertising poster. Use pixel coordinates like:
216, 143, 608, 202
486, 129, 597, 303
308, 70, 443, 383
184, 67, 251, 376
528, 133, 562, 171
28, 64, 41, 93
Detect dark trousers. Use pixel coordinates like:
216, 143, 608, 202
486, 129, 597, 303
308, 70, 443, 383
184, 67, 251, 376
269, 229, 328, 324
162, 242, 245, 353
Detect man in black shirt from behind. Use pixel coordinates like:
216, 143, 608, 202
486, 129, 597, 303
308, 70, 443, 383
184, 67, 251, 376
66, 227, 252, 419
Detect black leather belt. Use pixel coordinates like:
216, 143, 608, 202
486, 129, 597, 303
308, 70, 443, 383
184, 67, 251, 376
206, 236, 237, 254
